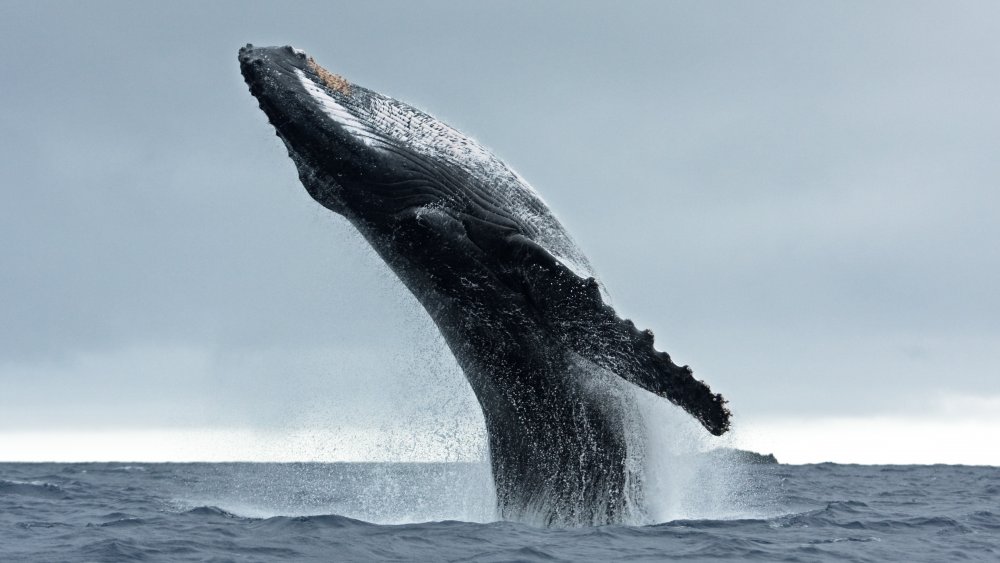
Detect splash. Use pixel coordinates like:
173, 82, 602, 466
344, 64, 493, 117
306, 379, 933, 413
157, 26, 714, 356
636, 392, 773, 523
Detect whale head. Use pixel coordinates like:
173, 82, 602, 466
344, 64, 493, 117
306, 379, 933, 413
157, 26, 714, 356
239, 44, 502, 221
239, 44, 381, 213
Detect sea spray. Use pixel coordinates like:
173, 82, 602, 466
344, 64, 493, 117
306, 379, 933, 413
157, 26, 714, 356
637, 391, 770, 523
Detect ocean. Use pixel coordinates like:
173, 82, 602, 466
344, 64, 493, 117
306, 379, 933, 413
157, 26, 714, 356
1, 461, 997, 561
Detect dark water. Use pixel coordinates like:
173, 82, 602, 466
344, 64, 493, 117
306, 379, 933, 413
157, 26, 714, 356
1, 462, 998, 562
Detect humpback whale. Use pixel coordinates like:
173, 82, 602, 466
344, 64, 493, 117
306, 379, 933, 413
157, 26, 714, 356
238, 44, 730, 525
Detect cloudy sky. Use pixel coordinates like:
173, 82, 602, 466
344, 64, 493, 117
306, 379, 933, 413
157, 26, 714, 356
2, 1, 997, 464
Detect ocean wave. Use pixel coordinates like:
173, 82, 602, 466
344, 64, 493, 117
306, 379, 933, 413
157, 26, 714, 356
183, 505, 243, 519
1, 462, 997, 562
966, 510, 1000, 529
80, 539, 147, 561
96, 517, 148, 528
14, 520, 73, 530
0, 479, 67, 498
108, 465, 148, 472
254, 513, 371, 530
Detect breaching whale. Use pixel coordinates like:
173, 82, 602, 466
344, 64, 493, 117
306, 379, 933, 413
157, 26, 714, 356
239, 45, 730, 525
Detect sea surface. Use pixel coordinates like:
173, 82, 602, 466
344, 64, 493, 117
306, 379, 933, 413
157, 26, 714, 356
1, 461, 998, 562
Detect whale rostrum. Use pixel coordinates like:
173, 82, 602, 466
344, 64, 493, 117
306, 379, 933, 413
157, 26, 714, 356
239, 44, 731, 525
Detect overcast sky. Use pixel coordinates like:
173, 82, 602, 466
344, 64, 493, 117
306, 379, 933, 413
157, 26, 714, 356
1, 1, 997, 464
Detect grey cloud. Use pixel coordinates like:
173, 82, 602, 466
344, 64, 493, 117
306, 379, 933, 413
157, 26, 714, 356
1, 1, 997, 430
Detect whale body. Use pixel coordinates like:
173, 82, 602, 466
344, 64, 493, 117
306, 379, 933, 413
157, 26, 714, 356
238, 45, 730, 525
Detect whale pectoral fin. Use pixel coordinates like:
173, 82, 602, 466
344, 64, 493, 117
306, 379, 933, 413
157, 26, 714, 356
399, 210, 731, 435
579, 315, 732, 436
504, 235, 731, 436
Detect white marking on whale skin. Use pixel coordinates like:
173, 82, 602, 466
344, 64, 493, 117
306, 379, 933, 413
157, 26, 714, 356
295, 69, 377, 146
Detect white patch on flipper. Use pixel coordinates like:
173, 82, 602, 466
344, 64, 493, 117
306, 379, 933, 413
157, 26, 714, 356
295, 69, 376, 146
